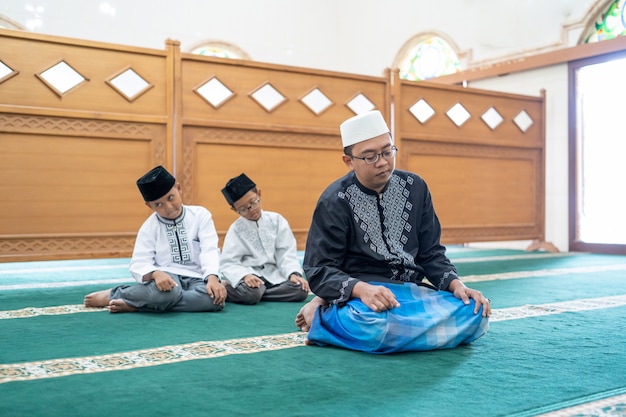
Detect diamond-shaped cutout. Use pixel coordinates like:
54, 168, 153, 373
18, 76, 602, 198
514, 110, 534, 132
250, 83, 287, 112
36, 60, 87, 97
300, 87, 333, 115
481, 107, 504, 130
195, 77, 235, 109
346, 93, 375, 115
0, 60, 18, 84
446, 102, 471, 127
409, 99, 435, 124
106, 68, 153, 102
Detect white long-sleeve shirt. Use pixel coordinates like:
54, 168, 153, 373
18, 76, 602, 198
220, 211, 302, 287
129, 205, 220, 283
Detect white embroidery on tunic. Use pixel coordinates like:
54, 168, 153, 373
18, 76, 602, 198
342, 175, 417, 281
232, 214, 279, 262
165, 222, 191, 264
336, 277, 355, 304
442, 269, 458, 290
158, 209, 191, 265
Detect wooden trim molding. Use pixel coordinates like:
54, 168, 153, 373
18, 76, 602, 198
0, 233, 137, 262
428, 35, 626, 85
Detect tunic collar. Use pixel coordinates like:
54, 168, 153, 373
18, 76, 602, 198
156, 205, 186, 225
351, 171, 392, 195
241, 210, 264, 226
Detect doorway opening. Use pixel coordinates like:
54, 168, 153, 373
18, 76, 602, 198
569, 52, 626, 254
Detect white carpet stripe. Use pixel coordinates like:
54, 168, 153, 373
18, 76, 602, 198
489, 294, 626, 322
451, 252, 571, 263
444, 246, 486, 253
0, 304, 107, 319
0, 278, 133, 291
462, 263, 626, 282
533, 392, 626, 417
1, 293, 626, 383
0, 264, 130, 275
0, 332, 306, 384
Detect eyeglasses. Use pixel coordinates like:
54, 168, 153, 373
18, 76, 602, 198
236, 198, 261, 215
351, 146, 398, 165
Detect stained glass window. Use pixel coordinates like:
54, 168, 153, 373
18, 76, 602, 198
398, 35, 461, 81
584, 0, 626, 43
189, 42, 249, 60
0, 15, 24, 30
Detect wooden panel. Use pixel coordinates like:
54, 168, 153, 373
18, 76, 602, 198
0, 113, 168, 261
0, 30, 172, 261
1, 134, 154, 234
396, 80, 544, 148
180, 55, 389, 133
405, 141, 542, 242
181, 126, 348, 249
177, 56, 391, 251
0, 29, 169, 119
0, 234, 138, 262
394, 72, 546, 245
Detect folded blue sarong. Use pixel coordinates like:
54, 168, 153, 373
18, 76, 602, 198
307, 282, 489, 354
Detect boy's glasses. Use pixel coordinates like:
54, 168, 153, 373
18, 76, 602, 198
236, 198, 261, 214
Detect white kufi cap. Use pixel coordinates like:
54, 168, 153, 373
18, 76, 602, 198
340, 110, 390, 147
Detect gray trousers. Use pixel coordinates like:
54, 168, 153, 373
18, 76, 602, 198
225, 280, 308, 305
110, 274, 224, 313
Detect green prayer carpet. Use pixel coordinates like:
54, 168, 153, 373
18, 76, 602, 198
1, 248, 626, 417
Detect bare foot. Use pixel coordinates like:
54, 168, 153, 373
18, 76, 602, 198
295, 296, 327, 332
109, 299, 138, 313
84, 289, 111, 308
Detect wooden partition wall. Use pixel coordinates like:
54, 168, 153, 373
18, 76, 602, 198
0, 29, 176, 261
0, 29, 545, 262
176, 54, 389, 249
391, 71, 546, 244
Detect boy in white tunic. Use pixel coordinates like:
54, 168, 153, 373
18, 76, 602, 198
84, 165, 226, 313
220, 173, 309, 304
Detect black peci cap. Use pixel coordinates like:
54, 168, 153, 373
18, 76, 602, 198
221, 173, 256, 206
136, 165, 176, 202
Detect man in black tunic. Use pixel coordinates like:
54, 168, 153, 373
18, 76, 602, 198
295, 110, 490, 353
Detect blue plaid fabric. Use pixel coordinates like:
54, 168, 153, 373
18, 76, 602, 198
307, 282, 489, 354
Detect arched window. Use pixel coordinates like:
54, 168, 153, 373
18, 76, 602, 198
583, 0, 626, 43
393, 33, 463, 81
0, 14, 25, 30
188, 41, 250, 60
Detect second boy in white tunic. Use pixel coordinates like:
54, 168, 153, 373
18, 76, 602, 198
220, 173, 309, 304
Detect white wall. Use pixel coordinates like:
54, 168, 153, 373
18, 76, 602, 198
0, 0, 595, 76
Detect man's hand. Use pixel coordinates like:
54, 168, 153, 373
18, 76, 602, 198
352, 281, 400, 312
206, 275, 226, 305
448, 279, 491, 317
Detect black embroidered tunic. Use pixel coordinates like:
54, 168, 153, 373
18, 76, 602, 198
303, 170, 458, 305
